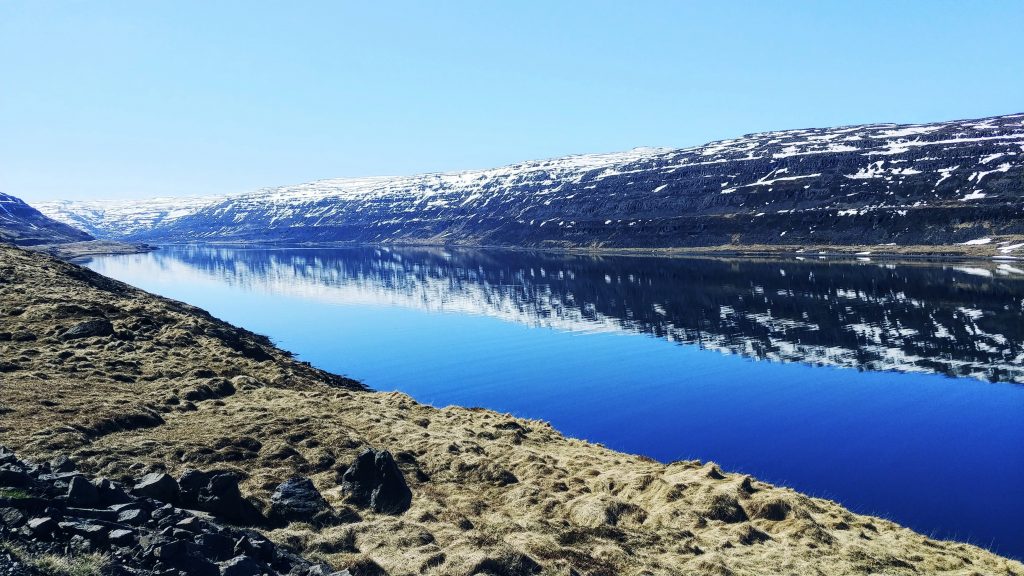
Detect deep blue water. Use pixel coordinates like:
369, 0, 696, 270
85, 246, 1024, 559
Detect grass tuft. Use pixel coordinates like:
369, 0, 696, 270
32, 552, 109, 576
0, 487, 30, 499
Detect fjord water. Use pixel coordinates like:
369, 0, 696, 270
85, 246, 1024, 559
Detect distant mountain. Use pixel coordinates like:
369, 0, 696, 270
37, 113, 1024, 248
0, 192, 93, 246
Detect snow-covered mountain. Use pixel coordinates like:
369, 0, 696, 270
0, 192, 92, 246
38, 113, 1024, 247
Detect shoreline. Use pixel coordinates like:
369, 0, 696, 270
1, 244, 1021, 574
139, 237, 1024, 265
24, 239, 158, 260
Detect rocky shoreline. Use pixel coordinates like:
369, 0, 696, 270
1, 243, 1022, 575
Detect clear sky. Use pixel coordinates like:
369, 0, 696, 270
2, 1, 1022, 201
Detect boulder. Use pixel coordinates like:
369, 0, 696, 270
116, 507, 150, 525
67, 476, 99, 507
340, 449, 412, 514
50, 455, 76, 473
180, 469, 262, 525
96, 478, 131, 506
269, 477, 330, 524
61, 318, 114, 340
0, 466, 30, 488
26, 516, 57, 535
108, 528, 136, 546
178, 469, 212, 506
197, 532, 235, 562
133, 472, 179, 503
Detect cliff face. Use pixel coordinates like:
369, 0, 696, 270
0, 192, 93, 246
2, 243, 1022, 575
38, 113, 1024, 248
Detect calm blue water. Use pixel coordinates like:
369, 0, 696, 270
85, 246, 1024, 559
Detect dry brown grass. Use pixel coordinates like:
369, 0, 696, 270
1, 244, 1021, 576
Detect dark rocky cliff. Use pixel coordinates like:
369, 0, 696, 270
0, 193, 92, 246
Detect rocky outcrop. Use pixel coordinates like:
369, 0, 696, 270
0, 447, 354, 576
339, 449, 412, 515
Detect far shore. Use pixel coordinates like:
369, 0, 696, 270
26, 239, 158, 260
126, 236, 1024, 265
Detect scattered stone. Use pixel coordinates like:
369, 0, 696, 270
108, 528, 136, 546
96, 477, 131, 506
133, 471, 179, 503
50, 454, 76, 473
116, 506, 150, 525
0, 467, 30, 488
269, 477, 330, 524
0, 448, 334, 576
66, 475, 99, 507
26, 516, 57, 535
340, 448, 412, 514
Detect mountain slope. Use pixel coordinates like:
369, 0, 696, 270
38, 113, 1024, 248
0, 191, 93, 245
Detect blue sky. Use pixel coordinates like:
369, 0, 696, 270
2, 1, 1022, 201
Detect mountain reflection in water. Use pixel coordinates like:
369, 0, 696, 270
114, 245, 1024, 384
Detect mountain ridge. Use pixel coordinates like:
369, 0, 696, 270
0, 191, 93, 246
35, 112, 1024, 250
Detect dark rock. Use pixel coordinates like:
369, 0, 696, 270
220, 554, 264, 576
178, 469, 212, 506
39, 471, 83, 489
61, 318, 114, 340
151, 503, 177, 522
234, 534, 274, 563
0, 507, 26, 528
116, 506, 150, 525
175, 516, 202, 533
0, 447, 321, 576
67, 475, 99, 507
199, 473, 263, 525
197, 532, 236, 562
133, 472, 180, 503
68, 521, 109, 542
108, 528, 136, 546
269, 477, 330, 524
340, 449, 412, 514
26, 516, 57, 535
50, 455, 76, 473
0, 467, 30, 488
65, 507, 118, 521
96, 478, 131, 506
151, 538, 186, 560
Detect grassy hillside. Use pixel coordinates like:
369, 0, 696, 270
0, 244, 1020, 575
